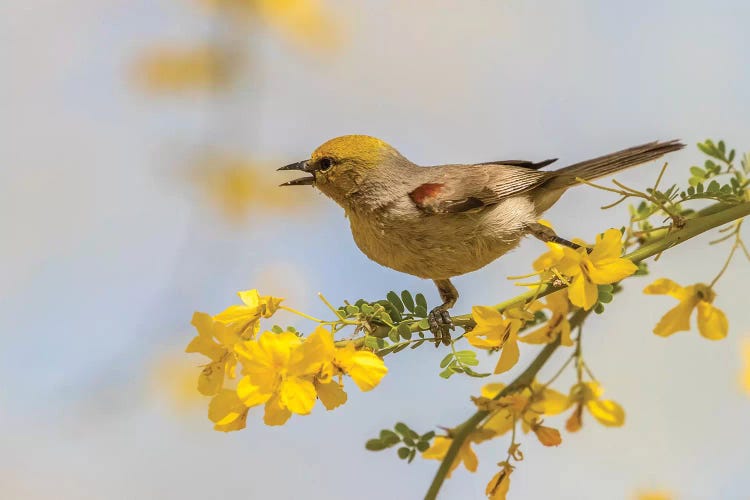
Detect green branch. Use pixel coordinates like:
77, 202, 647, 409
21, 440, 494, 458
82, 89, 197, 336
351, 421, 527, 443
424, 200, 750, 500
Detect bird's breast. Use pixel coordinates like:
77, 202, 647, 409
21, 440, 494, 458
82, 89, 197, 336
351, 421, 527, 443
346, 196, 538, 279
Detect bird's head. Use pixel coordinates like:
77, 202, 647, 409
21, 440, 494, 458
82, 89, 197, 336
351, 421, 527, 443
279, 135, 406, 207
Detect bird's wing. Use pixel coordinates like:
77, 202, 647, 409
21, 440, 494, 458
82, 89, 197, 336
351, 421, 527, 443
408, 164, 552, 214
474, 158, 557, 170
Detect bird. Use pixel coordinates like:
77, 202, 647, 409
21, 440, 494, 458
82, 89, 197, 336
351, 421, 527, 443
279, 135, 684, 345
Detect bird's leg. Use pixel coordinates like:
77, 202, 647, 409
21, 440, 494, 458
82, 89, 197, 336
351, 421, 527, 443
428, 279, 458, 347
526, 222, 583, 250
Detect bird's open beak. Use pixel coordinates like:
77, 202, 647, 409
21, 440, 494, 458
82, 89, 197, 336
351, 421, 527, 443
278, 160, 315, 186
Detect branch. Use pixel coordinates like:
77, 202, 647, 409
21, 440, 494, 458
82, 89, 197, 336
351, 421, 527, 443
424, 200, 750, 500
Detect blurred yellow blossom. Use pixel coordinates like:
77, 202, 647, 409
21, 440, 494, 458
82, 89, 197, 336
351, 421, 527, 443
150, 353, 207, 411
466, 306, 525, 374
133, 46, 231, 92
554, 229, 638, 310
186, 312, 242, 395
485, 463, 513, 500
741, 339, 750, 394
208, 389, 249, 431
189, 156, 319, 222
565, 381, 625, 432
643, 279, 728, 340
634, 491, 674, 500
199, 0, 341, 51
520, 290, 573, 346
530, 420, 562, 447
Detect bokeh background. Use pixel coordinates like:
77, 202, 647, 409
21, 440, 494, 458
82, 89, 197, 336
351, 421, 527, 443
3, 1, 750, 499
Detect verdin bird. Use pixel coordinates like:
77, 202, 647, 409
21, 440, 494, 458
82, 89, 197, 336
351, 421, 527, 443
279, 135, 683, 344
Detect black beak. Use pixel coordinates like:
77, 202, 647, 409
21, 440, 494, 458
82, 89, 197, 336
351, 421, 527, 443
278, 160, 315, 186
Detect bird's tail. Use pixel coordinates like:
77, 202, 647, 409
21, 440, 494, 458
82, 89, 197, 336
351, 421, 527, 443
544, 140, 685, 190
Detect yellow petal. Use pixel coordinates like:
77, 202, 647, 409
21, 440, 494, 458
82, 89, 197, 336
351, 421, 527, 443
236, 376, 271, 407
483, 409, 514, 435
315, 380, 348, 410
279, 376, 317, 415
533, 424, 562, 447
208, 389, 246, 425
587, 398, 625, 427
586, 257, 638, 284
197, 360, 224, 396
589, 228, 624, 262
567, 273, 598, 310
290, 326, 336, 376
460, 442, 478, 472
472, 305, 504, 327
263, 393, 292, 426
643, 278, 689, 300
518, 324, 557, 344
696, 301, 728, 340
653, 298, 698, 337
481, 383, 506, 399
237, 289, 261, 308
493, 336, 520, 374
536, 388, 571, 416
555, 247, 584, 275
213, 304, 257, 325
212, 321, 241, 347
422, 436, 451, 460
214, 411, 247, 432
187, 312, 224, 360
335, 346, 388, 391
486, 470, 511, 500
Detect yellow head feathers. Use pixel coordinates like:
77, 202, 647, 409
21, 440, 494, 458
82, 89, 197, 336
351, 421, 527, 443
311, 135, 396, 167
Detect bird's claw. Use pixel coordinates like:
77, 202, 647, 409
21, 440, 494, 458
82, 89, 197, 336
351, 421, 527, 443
428, 307, 454, 347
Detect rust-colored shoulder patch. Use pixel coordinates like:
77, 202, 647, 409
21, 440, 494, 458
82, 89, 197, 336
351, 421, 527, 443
409, 183, 444, 205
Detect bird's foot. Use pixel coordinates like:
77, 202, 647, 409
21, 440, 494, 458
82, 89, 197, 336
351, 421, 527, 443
428, 306, 454, 347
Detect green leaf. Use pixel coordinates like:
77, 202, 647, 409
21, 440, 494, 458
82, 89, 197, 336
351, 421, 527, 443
403, 436, 415, 447
401, 291, 415, 312
379, 429, 400, 447
394, 422, 411, 437
439, 353, 454, 368
598, 291, 613, 304
416, 441, 430, 452
393, 342, 410, 353
414, 306, 428, 318
690, 166, 705, 178
594, 303, 605, 314
363, 336, 380, 350
418, 318, 430, 330
407, 448, 416, 463
387, 291, 405, 313
345, 305, 360, 316
398, 323, 412, 340
718, 140, 726, 154
421, 430, 436, 441
696, 183, 704, 194
707, 180, 720, 193
388, 328, 400, 342
271, 325, 283, 334
439, 367, 455, 379
454, 350, 479, 366
365, 439, 386, 451
415, 293, 428, 312
397, 447, 410, 459
410, 340, 426, 349
463, 367, 491, 378
360, 303, 373, 315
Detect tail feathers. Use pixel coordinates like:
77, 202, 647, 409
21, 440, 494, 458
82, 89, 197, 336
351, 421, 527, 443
545, 139, 685, 190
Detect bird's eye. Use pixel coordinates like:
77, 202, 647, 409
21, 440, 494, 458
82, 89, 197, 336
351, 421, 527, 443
318, 157, 333, 172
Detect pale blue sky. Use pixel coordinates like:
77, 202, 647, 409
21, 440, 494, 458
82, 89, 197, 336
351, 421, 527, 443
2, 0, 750, 498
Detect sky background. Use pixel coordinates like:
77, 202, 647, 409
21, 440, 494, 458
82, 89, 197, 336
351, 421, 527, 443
2, 0, 750, 499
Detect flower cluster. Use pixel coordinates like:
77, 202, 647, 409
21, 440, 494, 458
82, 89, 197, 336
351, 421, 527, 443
186, 290, 388, 430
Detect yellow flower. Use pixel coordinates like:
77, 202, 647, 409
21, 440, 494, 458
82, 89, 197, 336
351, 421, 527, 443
479, 382, 569, 435
422, 431, 494, 477
741, 339, 750, 395
185, 312, 242, 395
565, 381, 625, 432
555, 229, 638, 310
233, 327, 387, 426
519, 290, 573, 346
643, 279, 728, 340
213, 289, 284, 338
466, 306, 525, 374
133, 46, 230, 92
485, 463, 513, 500
235, 331, 319, 425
